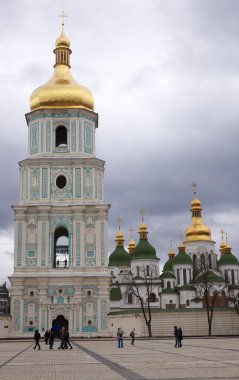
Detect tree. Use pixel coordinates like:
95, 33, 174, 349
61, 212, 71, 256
194, 265, 227, 336
124, 264, 160, 337
228, 287, 239, 316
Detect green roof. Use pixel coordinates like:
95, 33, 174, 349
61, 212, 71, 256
218, 253, 239, 267
163, 258, 174, 272
132, 239, 157, 260
160, 271, 175, 279
174, 252, 192, 265
196, 270, 225, 283
110, 287, 121, 301
177, 284, 196, 291
108, 246, 131, 267
161, 288, 177, 294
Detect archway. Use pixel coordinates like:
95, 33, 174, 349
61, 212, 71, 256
54, 227, 69, 268
52, 315, 68, 336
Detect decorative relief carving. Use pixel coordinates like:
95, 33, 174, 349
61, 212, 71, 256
17, 223, 22, 267
100, 222, 105, 266
13, 300, 20, 331
50, 168, 72, 201
30, 123, 39, 155
47, 285, 75, 296
71, 121, 76, 151
100, 299, 108, 330
83, 168, 93, 199
50, 216, 72, 233
42, 168, 48, 198
75, 168, 81, 198
84, 122, 93, 154
30, 168, 40, 200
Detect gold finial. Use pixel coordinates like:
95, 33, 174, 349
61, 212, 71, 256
225, 232, 228, 246
139, 208, 145, 223
129, 226, 134, 239
220, 229, 225, 242
59, 11, 68, 27
117, 217, 123, 230
180, 232, 183, 242
192, 181, 197, 198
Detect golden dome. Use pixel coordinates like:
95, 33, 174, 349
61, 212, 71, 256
30, 24, 94, 112
185, 190, 213, 242
128, 238, 136, 254
115, 229, 124, 247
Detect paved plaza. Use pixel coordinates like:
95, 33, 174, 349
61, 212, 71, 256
0, 337, 239, 379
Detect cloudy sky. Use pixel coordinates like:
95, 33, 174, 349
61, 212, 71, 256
1, 0, 239, 284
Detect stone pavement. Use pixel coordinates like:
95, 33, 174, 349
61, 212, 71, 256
1, 337, 239, 380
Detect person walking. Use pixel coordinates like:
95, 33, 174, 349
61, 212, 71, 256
65, 329, 73, 349
117, 327, 124, 348
48, 328, 54, 349
59, 327, 66, 349
177, 327, 183, 347
44, 329, 49, 345
130, 328, 135, 345
33, 329, 41, 350
174, 326, 178, 347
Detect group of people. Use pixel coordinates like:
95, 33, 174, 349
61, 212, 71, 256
174, 326, 183, 347
116, 327, 135, 348
33, 327, 72, 350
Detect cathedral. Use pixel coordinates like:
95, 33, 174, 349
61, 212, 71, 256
109, 187, 239, 312
8, 19, 239, 337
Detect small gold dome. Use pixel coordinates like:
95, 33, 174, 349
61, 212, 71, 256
116, 230, 124, 240
30, 25, 94, 112
139, 223, 147, 232
55, 28, 70, 48
185, 191, 213, 242
128, 238, 136, 254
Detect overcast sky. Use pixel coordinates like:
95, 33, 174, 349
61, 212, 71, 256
1, 0, 239, 284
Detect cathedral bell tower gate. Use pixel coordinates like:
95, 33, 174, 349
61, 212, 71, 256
9, 17, 111, 337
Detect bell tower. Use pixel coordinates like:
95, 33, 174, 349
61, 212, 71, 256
9, 17, 110, 337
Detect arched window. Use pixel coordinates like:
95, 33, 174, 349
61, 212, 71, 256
193, 255, 197, 271
225, 270, 228, 283
201, 254, 205, 268
54, 227, 69, 268
177, 269, 180, 284
167, 281, 171, 289
149, 293, 156, 303
56, 126, 67, 147
231, 270, 235, 284
183, 268, 187, 285
186, 299, 190, 306
208, 254, 212, 269
128, 294, 133, 304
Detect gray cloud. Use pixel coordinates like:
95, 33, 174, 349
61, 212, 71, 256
1, 0, 239, 281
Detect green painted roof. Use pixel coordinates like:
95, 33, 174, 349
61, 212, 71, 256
161, 288, 177, 294
196, 270, 225, 283
160, 271, 175, 279
173, 252, 192, 265
218, 253, 239, 267
177, 284, 196, 291
163, 258, 174, 272
132, 239, 157, 260
110, 287, 121, 301
108, 246, 131, 267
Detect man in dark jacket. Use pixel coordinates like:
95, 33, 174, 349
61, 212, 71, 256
33, 330, 41, 350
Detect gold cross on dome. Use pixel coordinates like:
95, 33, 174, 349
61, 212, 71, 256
129, 226, 134, 238
220, 229, 225, 241
139, 208, 145, 223
225, 232, 228, 245
180, 232, 183, 242
116, 217, 123, 230
192, 181, 197, 197
59, 11, 68, 26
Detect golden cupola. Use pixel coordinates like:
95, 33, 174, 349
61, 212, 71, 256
30, 19, 94, 112
128, 226, 136, 254
185, 186, 213, 242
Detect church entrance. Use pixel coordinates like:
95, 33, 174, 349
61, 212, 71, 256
52, 315, 68, 337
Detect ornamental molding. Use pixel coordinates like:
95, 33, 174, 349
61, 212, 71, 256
50, 216, 73, 233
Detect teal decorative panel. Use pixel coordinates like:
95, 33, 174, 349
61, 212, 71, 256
76, 223, 81, 266
83, 168, 93, 199
100, 222, 105, 266
30, 168, 40, 200
99, 171, 102, 201
94, 169, 97, 199
57, 296, 64, 304
84, 122, 93, 154
50, 168, 72, 201
30, 123, 39, 155
79, 121, 82, 151
41, 222, 46, 267
76, 310, 80, 332
26, 169, 29, 199
71, 121, 76, 151
46, 121, 51, 152
82, 325, 97, 332
23, 302, 28, 326
100, 299, 108, 330
42, 168, 48, 198
75, 169, 81, 198
47, 285, 75, 296
41, 122, 44, 152
13, 300, 20, 331
17, 223, 22, 266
